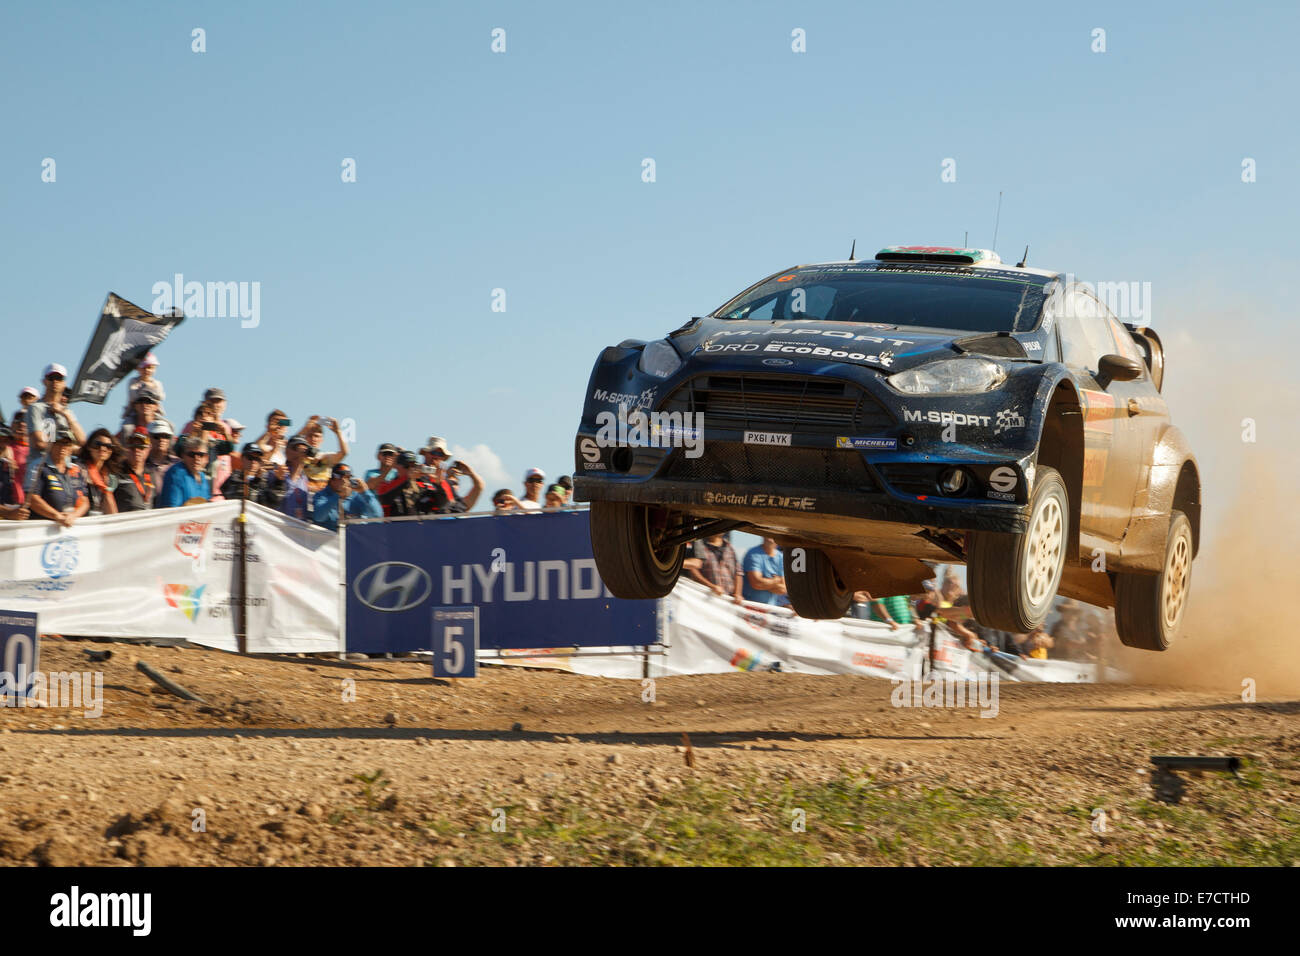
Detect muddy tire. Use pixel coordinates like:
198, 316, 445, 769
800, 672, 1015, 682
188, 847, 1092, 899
783, 546, 852, 620
588, 501, 684, 600
968, 465, 1068, 633
1115, 511, 1193, 652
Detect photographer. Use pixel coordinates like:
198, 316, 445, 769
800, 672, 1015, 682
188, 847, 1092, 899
417, 436, 483, 513
221, 442, 287, 509
26, 363, 85, 459
278, 435, 315, 520
311, 464, 381, 530
298, 415, 349, 492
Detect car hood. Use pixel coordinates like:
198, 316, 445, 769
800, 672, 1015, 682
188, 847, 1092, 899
671, 317, 1029, 375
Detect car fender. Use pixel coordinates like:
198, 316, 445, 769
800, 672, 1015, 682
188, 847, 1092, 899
1119, 423, 1200, 570
1021, 365, 1085, 560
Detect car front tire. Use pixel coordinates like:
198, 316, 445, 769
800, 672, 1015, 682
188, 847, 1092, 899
968, 465, 1068, 633
1114, 510, 1193, 652
589, 501, 684, 600
783, 546, 852, 620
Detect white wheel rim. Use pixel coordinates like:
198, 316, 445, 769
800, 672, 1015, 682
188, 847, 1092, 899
1161, 529, 1191, 631
1023, 493, 1064, 608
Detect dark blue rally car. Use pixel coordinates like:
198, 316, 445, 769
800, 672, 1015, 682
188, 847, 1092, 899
573, 246, 1199, 651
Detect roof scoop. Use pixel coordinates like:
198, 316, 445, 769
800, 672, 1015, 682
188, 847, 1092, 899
877, 246, 1002, 266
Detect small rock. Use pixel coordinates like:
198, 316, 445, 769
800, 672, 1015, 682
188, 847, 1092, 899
511, 722, 523, 732
606, 754, 623, 765
383, 712, 397, 726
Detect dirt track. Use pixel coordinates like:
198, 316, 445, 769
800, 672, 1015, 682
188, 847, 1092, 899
0, 638, 1295, 866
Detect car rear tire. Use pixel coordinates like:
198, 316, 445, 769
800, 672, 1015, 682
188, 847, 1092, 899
589, 501, 684, 600
1115, 510, 1193, 652
783, 546, 852, 620
968, 465, 1068, 633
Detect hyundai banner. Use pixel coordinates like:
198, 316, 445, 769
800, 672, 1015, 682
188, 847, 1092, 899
344, 510, 660, 654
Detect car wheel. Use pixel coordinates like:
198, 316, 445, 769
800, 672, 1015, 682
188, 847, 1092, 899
968, 465, 1068, 633
1115, 510, 1193, 652
783, 546, 852, 620
588, 501, 684, 599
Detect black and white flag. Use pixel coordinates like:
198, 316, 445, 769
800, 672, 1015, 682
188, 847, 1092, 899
68, 293, 184, 404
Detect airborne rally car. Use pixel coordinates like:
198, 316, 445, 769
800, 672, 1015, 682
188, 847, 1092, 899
573, 246, 1199, 651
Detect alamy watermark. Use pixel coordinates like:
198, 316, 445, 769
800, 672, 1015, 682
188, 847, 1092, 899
151, 274, 260, 328
1, 669, 104, 717
589, 405, 705, 459
891, 672, 999, 718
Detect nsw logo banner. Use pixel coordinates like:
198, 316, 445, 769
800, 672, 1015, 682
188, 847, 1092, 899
344, 511, 659, 654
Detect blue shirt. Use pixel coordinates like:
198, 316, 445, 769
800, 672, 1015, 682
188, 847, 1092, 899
158, 462, 212, 508
742, 546, 784, 605
310, 487, 383, 531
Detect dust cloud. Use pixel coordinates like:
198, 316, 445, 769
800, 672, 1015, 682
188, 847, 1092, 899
1118, 318, 1300, 695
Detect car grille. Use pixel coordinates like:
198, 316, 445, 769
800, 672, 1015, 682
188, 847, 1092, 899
658, 374, 894, 435
663, 443, 878, 491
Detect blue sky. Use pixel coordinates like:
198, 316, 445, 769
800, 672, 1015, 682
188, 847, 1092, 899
1, 1, 1295, 512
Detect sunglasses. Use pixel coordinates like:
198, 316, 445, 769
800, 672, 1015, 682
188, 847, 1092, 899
187, 451, 209, 459
91, 442, 113, 450
46, 374, 64, 382
333, 471, 353, 478
526, 476, 544, 483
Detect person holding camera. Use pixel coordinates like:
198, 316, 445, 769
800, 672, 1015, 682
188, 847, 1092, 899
311, 463, 382, 530
417, 436, 483, 513
253, 409, 292, 465
277, 435, 317, 520
221, 442, 287, 509
297, 415, 349, 492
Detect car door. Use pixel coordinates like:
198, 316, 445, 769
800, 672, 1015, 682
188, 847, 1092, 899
1055, 289, 1144, 545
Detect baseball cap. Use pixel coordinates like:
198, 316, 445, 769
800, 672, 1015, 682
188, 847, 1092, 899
397, 450, 420, 467
556, 474, 573, 490
420, 436, 449, 456
377, 442, 398, 455
148, 419, 175, 437
53, 428, 76, 444
134, 386, 162, 405
287, 436, 311, 450
204, 387, 226, 401
331, 464, 354, 479
240, 441, 264, 458
225, 419, 245, 433
128, 431, 151, 448
18, 386, 38, 400
0, 425, 11, 440
43, 363, 68, 379
547, 484, 566, 497
525, 467, 545, 482
139, 352, 159, 367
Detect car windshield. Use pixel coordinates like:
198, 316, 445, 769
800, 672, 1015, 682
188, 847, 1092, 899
713, 264, 1052, 333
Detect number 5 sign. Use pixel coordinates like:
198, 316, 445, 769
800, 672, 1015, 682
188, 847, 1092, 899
433, 607, 479, 678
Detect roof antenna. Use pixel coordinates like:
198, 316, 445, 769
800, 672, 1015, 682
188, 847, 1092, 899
963, 231, 968, 248
991, 191, 1003, 252
848, 239, 856, 261
1016, 245, 1029, 268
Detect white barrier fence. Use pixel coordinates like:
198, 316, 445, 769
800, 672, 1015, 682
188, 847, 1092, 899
514, 580, 1122, 682
0, 501, 340, 654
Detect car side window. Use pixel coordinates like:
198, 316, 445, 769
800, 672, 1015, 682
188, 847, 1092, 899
1106, 315, 1146, 369
1058, 291, 1116, 373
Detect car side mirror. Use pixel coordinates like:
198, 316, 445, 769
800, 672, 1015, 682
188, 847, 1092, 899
1098, 354, 1143, 383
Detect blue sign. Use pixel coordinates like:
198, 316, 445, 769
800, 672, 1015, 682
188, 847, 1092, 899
433, 606, 478, 678
345, 510, 660, 654
0, 608, 40, 703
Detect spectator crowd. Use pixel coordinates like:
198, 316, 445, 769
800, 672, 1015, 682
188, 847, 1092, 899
0, 355, 576, 532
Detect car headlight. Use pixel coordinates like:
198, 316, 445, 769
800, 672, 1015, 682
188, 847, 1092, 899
887, 358, 1007, 394
638, 339, 683, 379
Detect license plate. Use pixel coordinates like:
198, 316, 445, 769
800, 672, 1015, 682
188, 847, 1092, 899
743, 431, 791, 446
